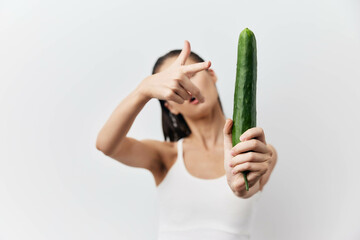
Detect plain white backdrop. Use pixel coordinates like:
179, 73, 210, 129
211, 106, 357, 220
1, 0, 360, 239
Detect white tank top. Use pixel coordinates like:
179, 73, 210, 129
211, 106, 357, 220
156, 138, 262, 240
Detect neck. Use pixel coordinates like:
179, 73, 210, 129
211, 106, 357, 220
183, 102, 226, 151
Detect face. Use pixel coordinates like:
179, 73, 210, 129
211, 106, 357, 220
157, 56, 220, 120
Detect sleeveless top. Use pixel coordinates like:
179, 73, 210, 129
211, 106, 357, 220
156, 138, 262, 240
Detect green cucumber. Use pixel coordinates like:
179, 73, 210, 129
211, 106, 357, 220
232, 28, 257, 192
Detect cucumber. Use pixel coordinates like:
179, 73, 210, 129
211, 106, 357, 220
232, 28, 257, 192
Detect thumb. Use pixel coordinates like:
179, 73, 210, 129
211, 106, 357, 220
223, 118, 233, 151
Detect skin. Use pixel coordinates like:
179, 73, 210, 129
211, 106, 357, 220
96, 40, 278, 198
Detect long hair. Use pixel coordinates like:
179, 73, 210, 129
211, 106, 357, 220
152, 49, 224, 142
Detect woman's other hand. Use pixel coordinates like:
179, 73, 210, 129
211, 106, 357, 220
138, 40, 211, 104
223, 119, 274, 198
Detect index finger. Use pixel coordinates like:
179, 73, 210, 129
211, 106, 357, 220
231, 139, 269, 156
181, 60, 211, 75
240, 127, 266, 144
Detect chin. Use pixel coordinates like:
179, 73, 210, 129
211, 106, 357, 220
186, 103, 214, 119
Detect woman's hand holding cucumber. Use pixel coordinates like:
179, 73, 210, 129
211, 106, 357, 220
223, 119, 273, 198
138, 40, 210, 104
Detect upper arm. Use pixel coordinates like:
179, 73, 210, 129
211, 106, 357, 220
101, 137, 167, 173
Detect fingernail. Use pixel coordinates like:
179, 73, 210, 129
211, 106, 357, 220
229, 163, 232, 167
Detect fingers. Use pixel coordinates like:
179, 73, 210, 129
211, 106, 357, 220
240, 127, 266, 144
231, 162, 268, 176
174, 87, 192, 101
246, 171, 264, 187
181, 60, 211, 75
178, 77, 205, 102
173, 40, 211, 74
229, 151, 269, 167
167, 91, 185, 104
231, 171, 261, 193
223, 119, 233, 151
231, 139, 269, 156
174, 40, 191, 66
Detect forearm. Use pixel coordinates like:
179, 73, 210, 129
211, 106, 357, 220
96, 84, 151, 154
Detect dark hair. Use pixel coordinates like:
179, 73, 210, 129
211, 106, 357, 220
152, 49, 224, 142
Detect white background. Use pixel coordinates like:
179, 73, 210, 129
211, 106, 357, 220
1, 0, 360, 239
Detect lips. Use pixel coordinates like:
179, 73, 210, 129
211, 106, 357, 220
189, 97, 199, 105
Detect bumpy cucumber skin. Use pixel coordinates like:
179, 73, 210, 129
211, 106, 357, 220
232, 28, 257, 191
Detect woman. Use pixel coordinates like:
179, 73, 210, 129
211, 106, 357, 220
96, 40, 278, 240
